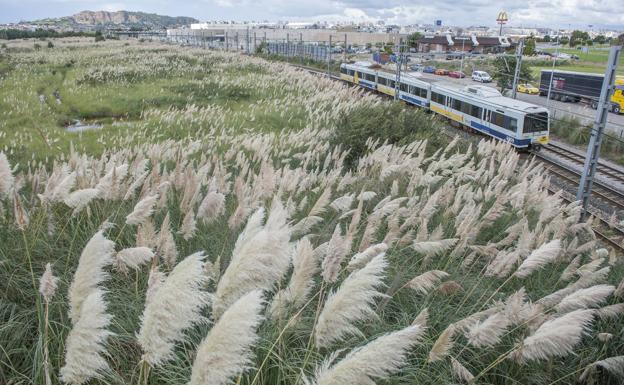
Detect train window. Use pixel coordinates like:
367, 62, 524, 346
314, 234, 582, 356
452, 99, 462, 111
505, 117, 518, 132
378, 77, 387, 86
490, 111, 506, 129
400, 83, 409, 92
524, 112, 549, 133
365, 73, 376, 82
470, 105, 482, 119
388, 80, 395, 88
340, 67, 347, 74
356, 71, 363, 78
432, 92, 446, 105
419, 88, 428, 98
461, 102, 471, 115
348, 69, 355, 76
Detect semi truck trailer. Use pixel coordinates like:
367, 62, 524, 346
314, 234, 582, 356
539, 69, 624, 114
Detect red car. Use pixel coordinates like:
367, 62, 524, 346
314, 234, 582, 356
448, 71, 466, 78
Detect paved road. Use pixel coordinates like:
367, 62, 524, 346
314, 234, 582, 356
410, 71, 624, 137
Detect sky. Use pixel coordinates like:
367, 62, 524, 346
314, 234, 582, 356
1, 0, 623, 29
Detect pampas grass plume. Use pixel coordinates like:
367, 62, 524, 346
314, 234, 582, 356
115, 247, 154, 272
39, 263, 58, 302
60, 289, 113, 385
126, 194, 158, 225
189, 290, 264, 385
138, 252, 209, 367
315, 254, 387, 348
307, 325, 425, 385
68, 231, 114, 324
515, 239, 561, 279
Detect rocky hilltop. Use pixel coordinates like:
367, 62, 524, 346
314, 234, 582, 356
27, 10, 198, 30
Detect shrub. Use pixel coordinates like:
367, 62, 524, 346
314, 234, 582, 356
331, 102, 443, 168
47, 41, 54, 48
33, 43, 41, 50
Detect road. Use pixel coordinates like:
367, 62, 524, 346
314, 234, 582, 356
407, 71, 624, 137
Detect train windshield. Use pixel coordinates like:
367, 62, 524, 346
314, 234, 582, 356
523, 112, 549, 133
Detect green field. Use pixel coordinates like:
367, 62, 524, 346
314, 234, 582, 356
1, 38, 623, 385
536, 46, 624, 76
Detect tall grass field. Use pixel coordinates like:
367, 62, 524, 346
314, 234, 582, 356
1, 38, 623, 385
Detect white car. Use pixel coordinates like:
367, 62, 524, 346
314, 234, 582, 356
472, 71, 492, 83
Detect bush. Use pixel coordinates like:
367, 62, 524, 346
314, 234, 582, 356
33, 43, 41, 50
331, 102, 443, 168
47, 41, 54, 48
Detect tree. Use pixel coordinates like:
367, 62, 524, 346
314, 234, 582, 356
618, 33, 624, 44
593, 35, 606, 45
570, 30, 589, 47
542, 35, 551, 43
407, 32, 423, 48
559, 36, 570, 46
492, 56, 533, 93
524, 38, 536, 56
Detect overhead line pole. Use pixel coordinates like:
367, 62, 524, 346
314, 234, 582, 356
511, 39, 524, 99
576, 45, 622, 219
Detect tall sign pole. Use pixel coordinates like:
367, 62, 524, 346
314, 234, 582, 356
576, 45, 622, 219
511, 39, 524, 99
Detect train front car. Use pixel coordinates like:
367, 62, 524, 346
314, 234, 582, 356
429, 84, 549, 150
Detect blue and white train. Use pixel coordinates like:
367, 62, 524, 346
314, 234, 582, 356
339, 62, 550, 149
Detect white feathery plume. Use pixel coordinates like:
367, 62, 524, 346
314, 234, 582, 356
330, 194, 354, 212
411, 308, 429, 327
347, 243, 388, 271
145, 265, 165, 306
68, 231, 114, 324
555, 284, 614, 313
321, 224, 348, 283
189, 290, 264, 385
60, 289, 112, 385
407, 270, 449, 295
428, 324, 456, 362
126, 194, 158, 226
114, 247, 154, 272
510, 309, 595, 363
598, 333, 613, 342
559, 256, 581, 282
269, 237, 318, 319
596, 303, 624, 320
514, 239, 561, 279
196, 191, 226, 224
579, 356, 624, 382
450, 357, 474, 383
64, 188, 100, 215
315, 254, 387, 348
39, 263, 58, 302
213, 200, 290, 319
308, 187, 332, 216
157, 212, 178, 267
306, 325, 425, 385
0, 152, 14, 198
412, 239, 458, 257
138, 252, 209, 367
577, 258, 604, 276
179, 210, 197, 241
466, 312, 509, 348
12, 192, 29, 230
291, 215, 324, 237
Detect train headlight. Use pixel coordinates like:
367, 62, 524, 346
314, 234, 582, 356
537, 136, 549, 144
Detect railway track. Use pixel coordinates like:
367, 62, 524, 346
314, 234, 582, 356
542, 142, 624, 186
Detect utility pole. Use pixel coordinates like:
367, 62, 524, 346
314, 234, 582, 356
576, 45, 622, 218
327, 35, 332, 77
511, 39, 524, 99
394, 38, 403, 101
344, 34, 347, 62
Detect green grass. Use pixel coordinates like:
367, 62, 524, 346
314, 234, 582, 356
1, 38, 623, 385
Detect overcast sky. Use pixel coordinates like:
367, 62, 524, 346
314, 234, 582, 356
1, 0, 623, 29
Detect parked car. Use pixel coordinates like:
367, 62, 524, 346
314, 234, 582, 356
471, 71, 492, 83
409, 64, 424, 71
423, 66, 436, 74
448, 71, 466, 78
435, 68, 449, 76
517, 83, 540, 95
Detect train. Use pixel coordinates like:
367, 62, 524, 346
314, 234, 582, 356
339, 62, 550, 150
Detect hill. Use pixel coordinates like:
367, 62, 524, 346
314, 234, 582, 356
25, 10, 198, 30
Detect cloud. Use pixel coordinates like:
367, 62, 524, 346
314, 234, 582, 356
0, 0, 622, 28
